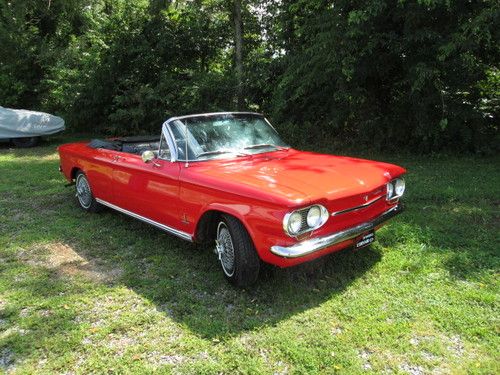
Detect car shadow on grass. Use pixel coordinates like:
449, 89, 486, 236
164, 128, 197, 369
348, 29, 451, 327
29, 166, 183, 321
139, 239, 382, 340
1, 203, 382, 371
3, 182, 383, 342
71, 210, 383, 340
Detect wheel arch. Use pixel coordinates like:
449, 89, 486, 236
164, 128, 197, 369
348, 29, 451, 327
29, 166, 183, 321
70, 166, 82, 180
193, 205, 256, 246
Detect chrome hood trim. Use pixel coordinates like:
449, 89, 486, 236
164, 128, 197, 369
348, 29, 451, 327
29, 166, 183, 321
331, 195, 385, 216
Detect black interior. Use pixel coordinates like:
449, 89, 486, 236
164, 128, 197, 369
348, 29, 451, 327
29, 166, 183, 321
88, 136, 160, 155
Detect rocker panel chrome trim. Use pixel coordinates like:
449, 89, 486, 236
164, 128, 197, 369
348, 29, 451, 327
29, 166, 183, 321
95, 198, 193, 241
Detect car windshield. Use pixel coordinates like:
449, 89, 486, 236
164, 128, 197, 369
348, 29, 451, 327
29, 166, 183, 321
167, 113, 289, 161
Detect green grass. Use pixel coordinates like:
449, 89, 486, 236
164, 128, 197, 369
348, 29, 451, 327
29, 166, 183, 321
0, 137, 499, 374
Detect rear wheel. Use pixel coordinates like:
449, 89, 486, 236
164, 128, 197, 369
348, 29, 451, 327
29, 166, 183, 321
75, 171, 102, 212
215, 215, 260, 287
12, 137, 39, 148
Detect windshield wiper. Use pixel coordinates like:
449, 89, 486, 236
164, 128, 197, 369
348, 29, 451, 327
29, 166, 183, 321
196, 149, 250, 158
243, 144, 289, 151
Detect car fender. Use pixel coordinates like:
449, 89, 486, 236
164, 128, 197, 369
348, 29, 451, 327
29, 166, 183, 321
195, 202, 258, 244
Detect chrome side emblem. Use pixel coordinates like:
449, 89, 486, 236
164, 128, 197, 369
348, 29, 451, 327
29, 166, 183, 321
364, 195, 369, 202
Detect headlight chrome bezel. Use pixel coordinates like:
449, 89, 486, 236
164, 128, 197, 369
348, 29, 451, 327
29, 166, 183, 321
386, 177, 405, 201
283, 204, 329, 237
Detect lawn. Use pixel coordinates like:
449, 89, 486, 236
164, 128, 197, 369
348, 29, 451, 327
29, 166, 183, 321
0, 137, 498, 374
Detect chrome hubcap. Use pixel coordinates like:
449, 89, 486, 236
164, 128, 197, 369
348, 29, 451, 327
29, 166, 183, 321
215, 222, 235, 277
76, 175, 92, 208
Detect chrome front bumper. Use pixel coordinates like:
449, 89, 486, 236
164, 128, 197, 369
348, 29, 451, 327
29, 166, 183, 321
270, 203, 404, 258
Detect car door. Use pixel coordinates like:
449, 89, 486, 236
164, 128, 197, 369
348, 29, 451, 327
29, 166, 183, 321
111, 134, 182, 231
84, 147, 120, 203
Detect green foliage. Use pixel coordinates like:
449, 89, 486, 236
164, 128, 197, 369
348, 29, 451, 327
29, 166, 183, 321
0, 0, 498, 151
269, 0, 499, 153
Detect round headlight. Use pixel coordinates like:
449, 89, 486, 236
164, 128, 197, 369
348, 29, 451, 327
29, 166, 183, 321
288, 212, 303, 235
395, 178, 405, 197
306, 206, 321, 227
386, 182, 394, 199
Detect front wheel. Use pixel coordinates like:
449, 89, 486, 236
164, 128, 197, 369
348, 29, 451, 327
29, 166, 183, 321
215, 215, 260, 287
75, 171, 102, 212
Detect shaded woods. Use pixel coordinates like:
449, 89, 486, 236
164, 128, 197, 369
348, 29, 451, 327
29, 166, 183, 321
0, 0, 498, 152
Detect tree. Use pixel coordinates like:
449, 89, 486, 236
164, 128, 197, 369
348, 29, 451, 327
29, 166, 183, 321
268, 0, 499, 152
0, 0, 497, 152
232, 0, 244, 109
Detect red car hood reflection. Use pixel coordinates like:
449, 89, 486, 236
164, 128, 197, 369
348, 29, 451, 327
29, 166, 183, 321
186, 149, 406, 206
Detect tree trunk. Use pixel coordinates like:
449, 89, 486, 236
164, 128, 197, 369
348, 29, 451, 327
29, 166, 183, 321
233, 0, 244, 110
149, 0, 170, 16
103, 0, 113, 15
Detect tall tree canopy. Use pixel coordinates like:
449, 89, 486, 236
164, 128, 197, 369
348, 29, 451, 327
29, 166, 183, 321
0, 0, 498, 152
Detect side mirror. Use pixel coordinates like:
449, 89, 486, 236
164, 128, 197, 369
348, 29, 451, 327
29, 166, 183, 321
141, 150, 155, 163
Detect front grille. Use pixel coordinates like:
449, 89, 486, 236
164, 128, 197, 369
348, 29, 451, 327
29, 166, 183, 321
294, 207, 312, 235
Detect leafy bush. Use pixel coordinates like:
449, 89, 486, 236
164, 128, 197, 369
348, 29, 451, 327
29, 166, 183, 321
268, 0, 499, 153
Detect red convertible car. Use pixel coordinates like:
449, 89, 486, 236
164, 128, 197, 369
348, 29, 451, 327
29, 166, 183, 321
58, 112, 406, 286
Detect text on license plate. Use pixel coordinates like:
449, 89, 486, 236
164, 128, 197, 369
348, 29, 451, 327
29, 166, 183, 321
355, 232, 375, 248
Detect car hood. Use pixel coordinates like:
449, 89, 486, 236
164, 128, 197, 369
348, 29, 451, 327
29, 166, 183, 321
185, 149, 406, 206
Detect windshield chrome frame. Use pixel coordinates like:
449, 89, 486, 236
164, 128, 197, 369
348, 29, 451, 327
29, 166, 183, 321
160, 112, 286, 163
159, 121, 179, 162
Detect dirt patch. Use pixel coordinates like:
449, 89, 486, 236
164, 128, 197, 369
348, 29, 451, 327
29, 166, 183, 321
155, 354, 186, 365
146, 351, 212, 367
331, 326, 343, 335
358, 349, 373, 370
399, 363, 424, 375
19, 242, 122, 283
1, 326, 29, 340
0, 348, 14, 372
447, 335, 464, 357
106, 334, 138, 356
9, 209, 30, 222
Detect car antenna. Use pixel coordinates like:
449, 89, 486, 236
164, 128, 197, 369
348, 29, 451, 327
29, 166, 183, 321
184, 121, 189, 168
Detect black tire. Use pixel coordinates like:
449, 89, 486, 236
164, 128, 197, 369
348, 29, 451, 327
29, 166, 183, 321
75, 171, 102, 212
215, 214, 260, 287
12, 137, 39, 148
